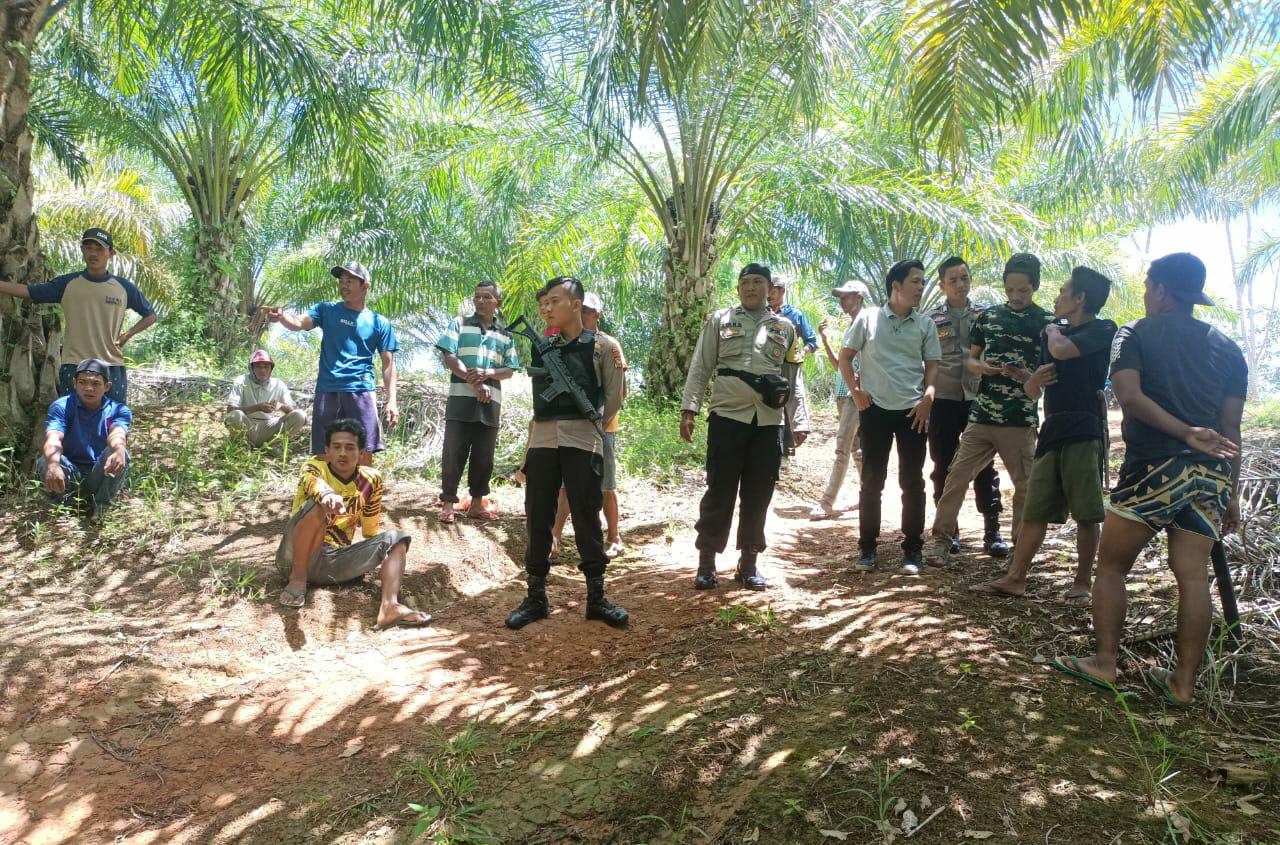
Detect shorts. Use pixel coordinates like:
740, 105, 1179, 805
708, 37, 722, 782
1022, 439, 1105, 524
275, 501, 410, 583
1107, 456, 1232, 541
602, 431, 617, 492
312, 391, 384, 454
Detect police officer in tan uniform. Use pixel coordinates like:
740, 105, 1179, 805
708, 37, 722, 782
680, 263, 809, 590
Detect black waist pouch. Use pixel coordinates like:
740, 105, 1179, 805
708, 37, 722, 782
718, 368, 791, 409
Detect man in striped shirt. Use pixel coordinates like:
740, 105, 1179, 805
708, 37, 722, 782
435, 281, 520, 522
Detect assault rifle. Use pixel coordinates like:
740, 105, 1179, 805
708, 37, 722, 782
504, 315, 604, 438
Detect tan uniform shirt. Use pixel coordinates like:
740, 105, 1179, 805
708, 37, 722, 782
528, 331, 625, 454
681, 304, 809, 428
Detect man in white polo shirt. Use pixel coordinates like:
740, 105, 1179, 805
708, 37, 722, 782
839, 260, 941, 574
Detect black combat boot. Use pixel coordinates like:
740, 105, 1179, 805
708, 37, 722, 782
983, 513, 1011, 557
505, 575, 549, 629
585, 576, 628, 627
734, 550, 768, 591
694, 551, 718, 590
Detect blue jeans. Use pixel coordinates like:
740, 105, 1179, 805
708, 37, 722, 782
36, 453, 130, 511
58, 364, 129, 404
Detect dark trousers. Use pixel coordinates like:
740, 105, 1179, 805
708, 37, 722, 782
694, 413, 783, 554
858, 403, 928, 555
440, 419, 499, 502
928, 399, 1001, 514
524, 446, 605, 578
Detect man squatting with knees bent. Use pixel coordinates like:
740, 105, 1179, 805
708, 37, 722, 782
0, 227, 156, 404
809, 280, 870, 520
551, 291, 628, 560
435, 280, 519, 523
973, 267, 1117, 603
268, 262, 399, 465
840, 260, 940, 575
224, 349, 308, 448
681, 263, 809, 591
39, 358, 132, 518
1054, 253, 1245, 706
505, 277, 628, 630
926, 253, 1052, 565
925, 257, 1009, 555
276, 417, 430, 629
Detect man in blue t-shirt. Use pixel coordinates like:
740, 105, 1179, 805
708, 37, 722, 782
268, 262, 399, 463
39, 358, 133, 517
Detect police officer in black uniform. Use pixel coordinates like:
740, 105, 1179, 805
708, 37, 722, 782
506, 276, 628, 629
680, 263, 809, 590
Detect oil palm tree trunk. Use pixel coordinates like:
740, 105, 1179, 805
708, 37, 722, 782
1, 1, 62, 467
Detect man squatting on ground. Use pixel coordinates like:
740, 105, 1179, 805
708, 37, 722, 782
39, 358, 132, 517
552, 291, 628, 559
925, 256, 1008, 555
681, 263, 809, 591
224, 349, 308, 448
974, 267, 1118, 602
268, 262, 399, 465
840, 260, 940, 575
0, 227, 156, 404
810, 280, 869, 520
276, 417, 430, 629
926, 253, 1052, 565
505, 277, 628, 630
435, 281, 519, 523
1055, 253, 1246, 706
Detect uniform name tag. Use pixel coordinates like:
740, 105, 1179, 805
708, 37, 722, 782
720, 326, 743, 339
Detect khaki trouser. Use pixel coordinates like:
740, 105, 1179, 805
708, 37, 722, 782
225, 409, 309, 448
819, 396, 862, 508
929, 422, 1036, 549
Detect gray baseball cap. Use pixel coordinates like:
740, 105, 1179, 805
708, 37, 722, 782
832, 280, 871, 298
331, 262, 371, 284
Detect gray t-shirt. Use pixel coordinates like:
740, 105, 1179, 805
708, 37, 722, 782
843, 305, 941, 411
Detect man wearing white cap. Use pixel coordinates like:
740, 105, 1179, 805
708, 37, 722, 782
809, 280, 870, 519
268, 262, 399, 464
224, 349, 309, 448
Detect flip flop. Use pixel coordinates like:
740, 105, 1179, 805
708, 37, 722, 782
470, 507, 499, 520
970, 581, 1024, 598
1146, 668, 1194, 706
439, 509, 457, 524
1051, 656, 1116, 693
1058, 590, 1091, 606
375, 610, 433, 631
279, 584, 306, 608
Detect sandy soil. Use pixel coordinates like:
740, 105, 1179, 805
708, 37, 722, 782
1, 406, 1277, 845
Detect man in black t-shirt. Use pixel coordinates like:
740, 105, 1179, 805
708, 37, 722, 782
1053, 253, 1245, 706
973, 267, 1116, 602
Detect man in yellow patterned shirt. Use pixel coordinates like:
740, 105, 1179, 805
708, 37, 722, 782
275, 418, 430, 629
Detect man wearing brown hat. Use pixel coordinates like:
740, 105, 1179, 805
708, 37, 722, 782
926, 253, 1052, 565
268, 262, 399, 464
0, 227, 156, 404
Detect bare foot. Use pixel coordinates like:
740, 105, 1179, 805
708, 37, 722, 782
970, 576, 1026, 597
375, 604, 432, 630
549, 538, 560, 562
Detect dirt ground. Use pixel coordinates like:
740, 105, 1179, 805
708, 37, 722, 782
1, 405, 1277, 845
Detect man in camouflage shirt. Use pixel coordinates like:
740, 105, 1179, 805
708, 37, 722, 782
926, 253, 1053, 564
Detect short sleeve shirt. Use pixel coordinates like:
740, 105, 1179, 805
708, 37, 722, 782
227, 374, 294, 422
969, 303, 1052, 427
1110, 315, 1248, 467
46, 393, 132, 467
290, 458, 384, 547
1036, 318, 1118, 455
28, 272, 154, 365
435, 314, 520, 426
842, 305, 941, 411
308, 302, 398, 393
